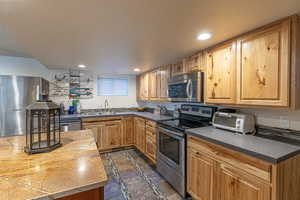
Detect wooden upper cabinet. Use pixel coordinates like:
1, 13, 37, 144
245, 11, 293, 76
219, 164, 271, 200
205, 42, 237, 104
185, 52, 206, 72
149, 69, 161, 100
171, 60, 185, 76
159, 65, 170, 100
137, 75, 142, 101
237, 19, 291, 107
137, 73, 149, 101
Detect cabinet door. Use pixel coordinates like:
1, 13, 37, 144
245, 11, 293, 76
205, 42, 236, 104
185, 54, 200, 72
123, 117, 134, 145
219, 164, 271, 200
82, 124, 103, 149
171, 60, 185, 76
159, 65, 170, 100
237, 20, 290, 106
134, 118, 146, 153
137, 75, 143, 101
138, 73, 149, 101
149, 69, 160, 100
187, 148, 215, 200
101, 121, 122, 149
145, 131, 156, 163
143, 73, 149, 100
198, 51, 207, 72
145, 135, 156, 162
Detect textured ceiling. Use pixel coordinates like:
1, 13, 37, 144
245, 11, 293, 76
0, 0, 299, 74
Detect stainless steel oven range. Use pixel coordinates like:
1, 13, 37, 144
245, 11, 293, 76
156, 104, 217, 198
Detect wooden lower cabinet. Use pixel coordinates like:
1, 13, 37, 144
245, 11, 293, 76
134, 118, 157, 163
134, 117, 146, 153
83, 116, 157, 164
145, 130, 156, 163
83, 120, 122, 150
82, 116, 132, 151
82, 123, 104, 148
187, 135, 300, 200
57, 187, 104, 200
218, 163, 271, 200
187, 148, 215, 200
145, 120, 157, 163
122, 116, 134, 145
101, 120, 122, 149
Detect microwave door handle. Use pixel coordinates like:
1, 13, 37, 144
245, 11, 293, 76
189, 80, 193, 99
186, 80, 192, 99
186, 80, 190, 98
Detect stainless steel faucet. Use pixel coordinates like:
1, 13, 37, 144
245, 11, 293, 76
104, 99, 109, 113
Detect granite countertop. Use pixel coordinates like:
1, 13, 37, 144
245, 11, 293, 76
0, 130, 108, 200
61, 111, 174, 122
186, 126, 300, 164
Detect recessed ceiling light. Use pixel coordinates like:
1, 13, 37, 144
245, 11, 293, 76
134, 68, 140, 72
197, 33, 212, 41
78, 64, 86, 68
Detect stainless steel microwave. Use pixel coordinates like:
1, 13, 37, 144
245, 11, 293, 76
168, 71, 204, 102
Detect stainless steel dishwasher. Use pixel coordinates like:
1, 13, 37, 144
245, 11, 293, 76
60, 117, 82, 132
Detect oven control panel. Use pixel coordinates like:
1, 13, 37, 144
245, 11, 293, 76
180, 104, 217, 118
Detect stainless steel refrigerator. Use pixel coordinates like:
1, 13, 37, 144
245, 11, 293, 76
0, 75, 49, 137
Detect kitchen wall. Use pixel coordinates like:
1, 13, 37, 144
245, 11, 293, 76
0, 55, 49, 78
49, 69, 138, 109
239, 108, 300, 131
0, 56, 138, 109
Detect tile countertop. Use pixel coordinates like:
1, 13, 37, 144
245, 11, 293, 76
61, 111, 174, 122
186, 126, 300, 164
0, 130, 108, 200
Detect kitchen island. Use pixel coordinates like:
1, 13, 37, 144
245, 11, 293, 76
0, 130, 108, 200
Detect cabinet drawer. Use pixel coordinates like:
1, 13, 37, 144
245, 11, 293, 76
188, 136, 272, 183
134, 117, 145, 124
146, 130, 156, 140
146, 125, 156, 133
146, 120, 156, 128
82, 116, 122, 123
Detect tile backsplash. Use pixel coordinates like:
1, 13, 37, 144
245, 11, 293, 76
240, 108, 300, 131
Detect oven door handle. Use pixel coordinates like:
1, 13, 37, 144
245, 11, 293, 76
158, 127, 184, 139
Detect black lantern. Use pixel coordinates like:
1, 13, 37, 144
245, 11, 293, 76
25, 100, 62, 154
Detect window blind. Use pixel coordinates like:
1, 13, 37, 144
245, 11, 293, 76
97, 77, 128, 96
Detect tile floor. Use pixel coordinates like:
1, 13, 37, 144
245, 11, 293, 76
101, 149, 183, 200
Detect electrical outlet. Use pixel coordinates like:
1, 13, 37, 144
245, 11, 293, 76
280, 116, 290, 129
